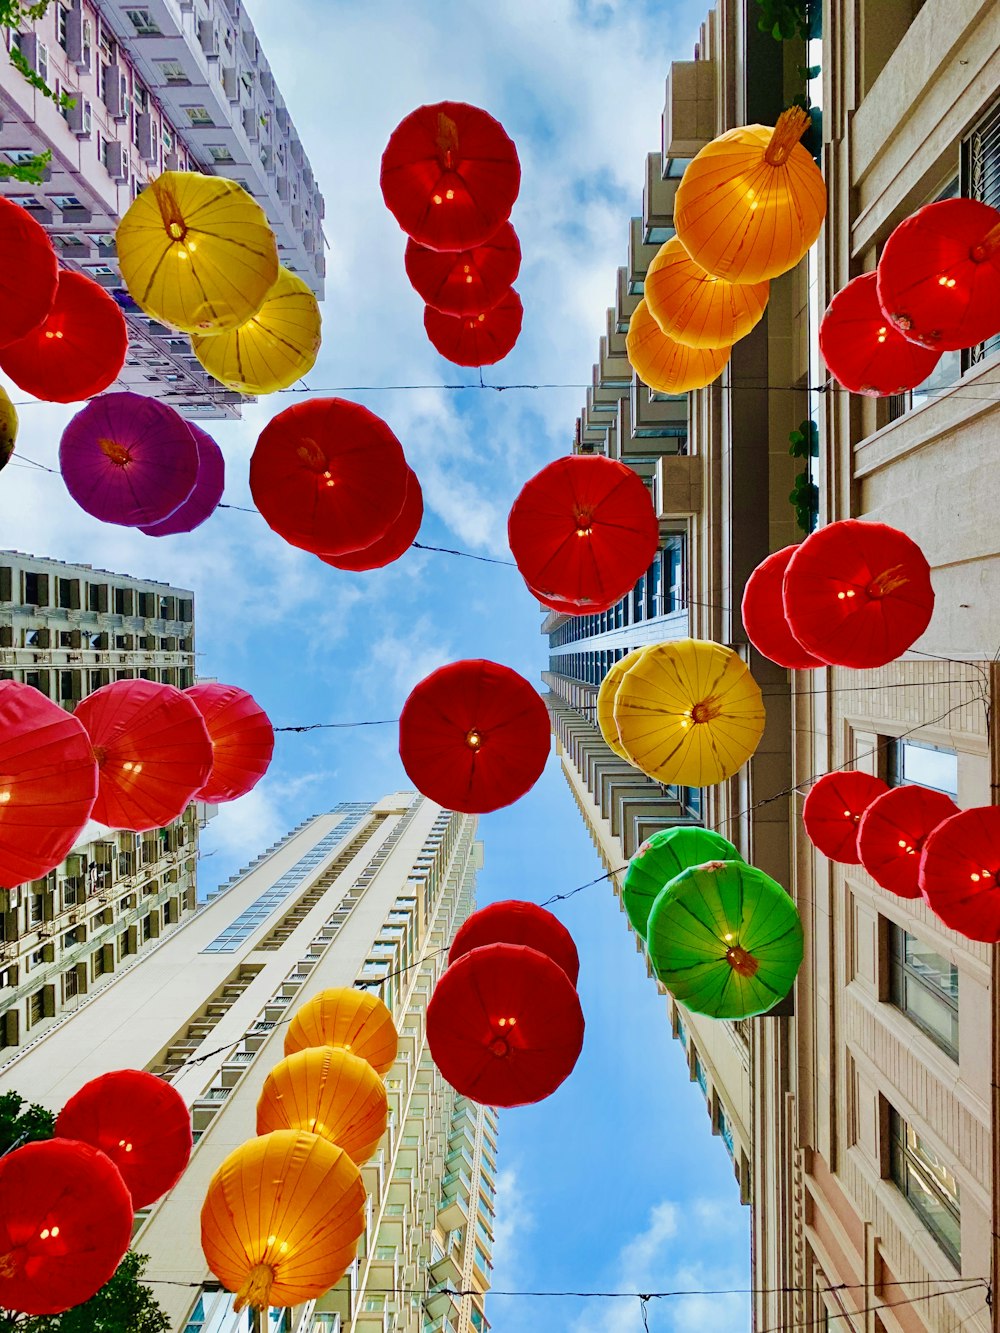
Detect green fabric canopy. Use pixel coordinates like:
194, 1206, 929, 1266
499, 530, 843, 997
621, 826, 743, 940
646, 861, 803, 1019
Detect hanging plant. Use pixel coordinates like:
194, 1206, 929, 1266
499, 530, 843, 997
788, 419, 818, 532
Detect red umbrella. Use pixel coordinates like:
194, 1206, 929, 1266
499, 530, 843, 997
250, 398, 408, 557
405, 222, 521, 315
0, 681, 98, 888
877, 197, 1000, 351
802, 770, 889, 864
55, 1069, 192, 1210
186, 683, 275, 804
319, 468, 423, 572
381, 101, 520, 251
424, 287, 522, 366
858, 785, 958, 898
820, 273, 941, 396
741, 546, 823, 669
75, 680, 213, 831
783, 520, 934, 668
450, 900, 580, 985
399, 659, 550, 814
919, 806, 1000, 942
0, 196, 58, 348
0, 1138, 132, 1316
527, 582, 593, 615
0, 270, 127, 402
508, 455, 660, 612
426, 943, 584, 1106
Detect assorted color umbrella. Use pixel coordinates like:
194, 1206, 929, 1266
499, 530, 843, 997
256, 1048, 388, 1165
398, 659, 550, 814
284, 987, 399, 1075
820, 272, 941, 396
424, 287, 523, 366
450, 900, 580, 985
137, 422, 225, 538
405, 221, 520, 314
319, 468, 423, 572
186, 683, 275, 804
801, 770, 889, 864
644, 236, 769, 349
626, 298, 730, 393
0, 193, 59, 348
919, 806, 1000, 943
858, 784, 959, 899
622, 826, 743, 940
646, 861, 803, 1019
741, 546, 824, 670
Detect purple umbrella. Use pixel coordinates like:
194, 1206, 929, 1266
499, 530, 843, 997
139, 423, 225, 537
59, 393, 199, 528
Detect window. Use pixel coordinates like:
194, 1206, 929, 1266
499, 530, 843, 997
886, 739, 958, 797
185, 105, 214, 127
155, 58, 189, 85
126, 9, 160, 35
889, 1107, 961, 1265
51, 195, 83, 211
693, 1052, 708, 1096
27, 988, 45, 1027
207, 144, 234, 162
887, 923, 958, 1057
965, 98, 1000, 366
717, 1103, 735, 1159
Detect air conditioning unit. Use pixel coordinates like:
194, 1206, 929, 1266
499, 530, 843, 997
198, 19, 219, 56
66, 8, 92, 71
135, 111, 156, 163
164, 148, 180, 171
16, 33, 47, 79
103, 66, 129, 122
103, 139, 128, 183
6, 888, 19, 910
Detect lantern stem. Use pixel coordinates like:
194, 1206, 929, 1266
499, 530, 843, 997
971, 220, 1000, 263
764, 107, 811, 167
0, 1251, 16, 1280
233, 1263, 275, 1313
436, 111, 460, 171
726, 945, 760, 979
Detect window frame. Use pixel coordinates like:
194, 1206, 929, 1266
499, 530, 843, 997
888, 1106, 961, 1267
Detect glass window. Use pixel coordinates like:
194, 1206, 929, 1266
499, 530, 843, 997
887, 923, 958, 1057
717, 1103, 735, 1159
889, 1107, 961, 1266
886, 740, 958, 797
664, 157, 691, 179
126, 9, 160, 34
693, 1052, 708, 1096
185, 106, 214, 127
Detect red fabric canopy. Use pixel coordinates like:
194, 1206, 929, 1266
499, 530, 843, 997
186, 683, 275, 804
919, 806, 1000, 942
0, 681, 98, 888
424, 288, 522, 366
0, 1138, 132, 1315
0, 270, 127, 403
381, 101, 520, 251
508, 455, 660, 612
782, 520, 934, 668
526, 582, 592, 615
75, 679, 213, 831
802, 770, 889, 864
55, 1069, 192, 1210
741, 545, 823, 669
820, 272, 941, 396
877, 197, 1000, 351
250, 398, 408, 557
319, 467, 423, 572
450, 900, 580, 985
399, 659, 550, 814
0, 195, 58, 348
857, 784, 959, 898
405, 222, 521, 315
426, 943, 584, 1107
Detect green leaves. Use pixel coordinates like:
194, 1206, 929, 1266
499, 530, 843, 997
0, 1088, 55, 1156
787, 418, 819, 459
0, 146, 51, 184
2, 1253, 170, 1333
755, 0, 810, 41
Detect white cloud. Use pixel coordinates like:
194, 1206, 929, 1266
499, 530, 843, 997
491, 1165, 536, 1279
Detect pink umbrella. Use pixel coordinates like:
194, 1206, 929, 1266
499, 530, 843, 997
59, 393, 199, 528
139, 423, 225, 537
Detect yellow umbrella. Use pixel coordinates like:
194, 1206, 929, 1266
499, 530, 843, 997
626, 299, 729, 393
0, 385, 17, 469
191, 267, 321, 394
613, 639, 765, 786
596, 647, 652, 760
116, 172, 279, 334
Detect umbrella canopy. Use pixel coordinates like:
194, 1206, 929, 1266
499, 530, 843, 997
919, 806, 1000, 942
60, 393, 199, 529
380, 101, 520, 251
508, 455, 660, 613
138, 423, 225, 538
613, 639, 766, 787
596, 647, 652, 758
0, 385, 17, 472
877, 197, 1000, 351
54, 1069, 192, 1210
820, 272, 941, 396
398, 659, 550, 814
0, 194, 58, 348
405, 221, 520, 314
801, 770, 889, 864
0, 270, 127, 403
319, 467, 423, 572
284, 987, 398, 1075
257, 1048, 388, 1165
250, 397, 408, 557
201, 1130, 366, 1313
782, 520, 934, 668
426, 943, 584, 1107
741, 545, 824, 670
644, 236, 769, 348
424, 287, 522, 365
186, 683, 274, 804
674, 107, 826, 283
858, 784, 959, 899
622, 827, 743, 940
450, 900, 580, 985
75, 679, 213, 831
626, 298, 729, 393
0, 1138, 132, 1316
0, 681, 98, 888
116, 171, 279, 333
646, 861, 803, 1019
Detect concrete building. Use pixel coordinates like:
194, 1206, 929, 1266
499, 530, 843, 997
0, 792, 496, 1333
544, 4, 1000, 1332
0, 0, 325, 420
0, 548, 204, 1058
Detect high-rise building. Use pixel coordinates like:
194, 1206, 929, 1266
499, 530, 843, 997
544, 4, 1000, 1333
0, 548, 205, 1058
0, 0, 325, 420
0, 792, 497, 1333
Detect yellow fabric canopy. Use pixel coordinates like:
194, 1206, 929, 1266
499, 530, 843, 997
596, 647, 651, 760
626, 299, 729, 393
285, 987, 399, 1076
257, 1047, 388, 1164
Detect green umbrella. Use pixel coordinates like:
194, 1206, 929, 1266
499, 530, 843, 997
622, 827, 743, 940
646, 861, 803, 1019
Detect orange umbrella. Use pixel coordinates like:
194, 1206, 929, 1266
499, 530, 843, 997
284, 987, 398, 1075
256, 1047, 388, 1165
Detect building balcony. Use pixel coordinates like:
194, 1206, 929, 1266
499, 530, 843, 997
656, 455, 704, 520
643, 152, 678, 244
662, 58, 716, 161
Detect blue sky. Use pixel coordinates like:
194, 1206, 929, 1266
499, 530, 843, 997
0, 0, 751, 1327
